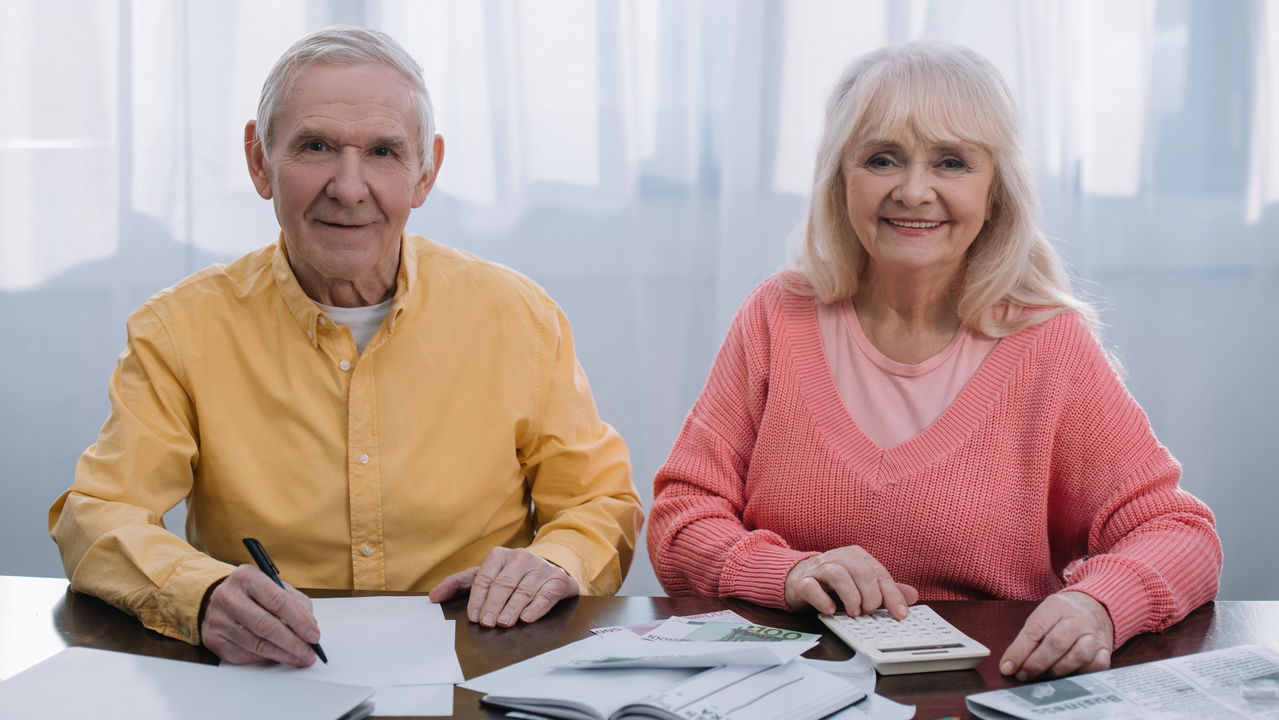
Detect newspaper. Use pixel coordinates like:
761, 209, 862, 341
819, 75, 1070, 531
967, 645, 1279, 719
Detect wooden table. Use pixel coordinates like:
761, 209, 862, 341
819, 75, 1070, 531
3, 576, 1276, 719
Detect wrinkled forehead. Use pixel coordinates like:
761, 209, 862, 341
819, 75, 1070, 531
277, 62, 421, 139
843, 64, 1007, 156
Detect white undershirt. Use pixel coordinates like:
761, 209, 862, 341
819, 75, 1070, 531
313, 298, 392, 354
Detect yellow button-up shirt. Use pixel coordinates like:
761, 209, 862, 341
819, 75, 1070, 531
50, 235, 643, 644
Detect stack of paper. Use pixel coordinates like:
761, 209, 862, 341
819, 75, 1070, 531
224, 596, 462, 717
463, 613, 917, 720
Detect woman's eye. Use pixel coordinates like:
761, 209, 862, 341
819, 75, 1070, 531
867, 156, 894, 168
940, 158, 968, 171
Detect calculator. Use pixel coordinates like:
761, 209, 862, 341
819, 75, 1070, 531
818, 604, 990, 675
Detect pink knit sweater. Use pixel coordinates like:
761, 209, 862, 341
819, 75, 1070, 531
649, 275, 1222, 647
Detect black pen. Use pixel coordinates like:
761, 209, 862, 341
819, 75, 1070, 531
242, 537, 328, 663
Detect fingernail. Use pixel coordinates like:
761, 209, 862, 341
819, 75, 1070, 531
894, 605, 907, 618
1001, 661, 1014, 675
498, 613, 512, 626
306, 630, 320, 643
481, 613, 495, 626
468, 610, 478, 622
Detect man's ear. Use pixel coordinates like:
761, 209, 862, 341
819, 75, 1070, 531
244, 120, 273, 200
411, 134, 445, 208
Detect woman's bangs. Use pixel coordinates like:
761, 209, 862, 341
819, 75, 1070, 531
849, 65, 1003, 151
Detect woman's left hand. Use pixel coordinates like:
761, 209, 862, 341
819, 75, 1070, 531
999, 591, 1114, 680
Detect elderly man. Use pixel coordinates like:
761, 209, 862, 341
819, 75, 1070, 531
49, 26, 643, 667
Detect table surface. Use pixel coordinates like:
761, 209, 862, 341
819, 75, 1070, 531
2, 575, 1276, 719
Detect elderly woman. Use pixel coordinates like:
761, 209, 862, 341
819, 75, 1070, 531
647, 44, 1222, 680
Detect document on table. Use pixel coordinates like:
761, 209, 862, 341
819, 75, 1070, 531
967, 645, 1279, 720
465, 633, 863, 720
224, 596, 462, 686
0, 646, 373, 720
222, 596, 461, 716
554, 631, 817, 669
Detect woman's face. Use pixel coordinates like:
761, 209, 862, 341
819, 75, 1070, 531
843, 128, 995, 283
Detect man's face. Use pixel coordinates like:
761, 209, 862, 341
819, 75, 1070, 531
246, 62, 442, 300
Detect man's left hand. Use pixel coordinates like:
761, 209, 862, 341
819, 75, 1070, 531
428, 547, 580, 627
999, 591, 1114, 680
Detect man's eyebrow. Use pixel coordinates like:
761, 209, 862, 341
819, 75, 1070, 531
290, 129, 331, 146
369, 136, 409, 150
287, 129, 410, 150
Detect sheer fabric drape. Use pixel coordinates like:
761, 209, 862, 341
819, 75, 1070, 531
1, 0, 1274, 599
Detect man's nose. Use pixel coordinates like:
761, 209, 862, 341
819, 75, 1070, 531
891, 165, 936, 207
325, 149, 370, 205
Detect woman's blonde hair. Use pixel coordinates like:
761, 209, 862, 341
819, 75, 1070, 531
793, 43, 1095, 337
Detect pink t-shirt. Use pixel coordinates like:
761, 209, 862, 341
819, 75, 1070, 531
817, 299, 1000, 449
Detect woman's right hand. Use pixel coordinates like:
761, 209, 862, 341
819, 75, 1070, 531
784, 546, 919, 619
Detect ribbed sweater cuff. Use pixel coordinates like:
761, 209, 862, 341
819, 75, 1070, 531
1065, 557, 1158, 648
722, 541, 818, 610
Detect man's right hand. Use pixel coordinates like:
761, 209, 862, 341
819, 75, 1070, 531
784, 545, 919, 619
199, 564, 320, 666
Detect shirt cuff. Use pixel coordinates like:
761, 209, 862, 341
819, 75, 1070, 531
527, 543, 593, 595
1064, 556, 1162, 648
720, 538, 818, 610
149, 557, 235, 645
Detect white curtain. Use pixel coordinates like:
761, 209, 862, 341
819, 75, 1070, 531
2, 0, 1275, 600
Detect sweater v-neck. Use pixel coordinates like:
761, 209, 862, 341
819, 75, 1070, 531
780, 289, 1043, 488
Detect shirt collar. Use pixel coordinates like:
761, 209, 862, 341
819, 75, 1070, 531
272, 232, 418, 348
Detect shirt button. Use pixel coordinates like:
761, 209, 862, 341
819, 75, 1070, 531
361, 545, 374, 556
339, 360, 351, 371
306, 330, 314, 339
358, 453, 369, 464
318, 316, 327, 325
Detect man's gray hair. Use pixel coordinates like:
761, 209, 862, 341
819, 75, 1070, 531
254, 25, 437, 172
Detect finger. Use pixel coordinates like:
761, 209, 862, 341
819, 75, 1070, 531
1045, 632, 1102, 678
810, 562, 865, 616
842, 562, 889, 616
467, 550, 514, 623
1000, 611, 1055, 676
896, 583, 920, 607
204, 629, 271, 665
497, 570, 555, 626
797, 576, 838, 615
518, 576, 572, 623
877, 576, 908, 619
428, 567, 477, 603
1016, 619, 1081, 680
478, 561, 535, 628
246, 575, 321, 647
223, 619, 313, 667
1083, 647, 1112, 674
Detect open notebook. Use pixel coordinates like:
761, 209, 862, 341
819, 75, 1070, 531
0, 647, 373, 720
463, 633, 863, 720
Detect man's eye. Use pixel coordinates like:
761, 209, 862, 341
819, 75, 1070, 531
372, 147, 392, 157
305, 141, 326, 152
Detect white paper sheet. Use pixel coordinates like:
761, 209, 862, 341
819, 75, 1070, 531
1, 647, 373, 720
552, 631, 817, 669
370, 683, 453, 717
224, 596, 463, 687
